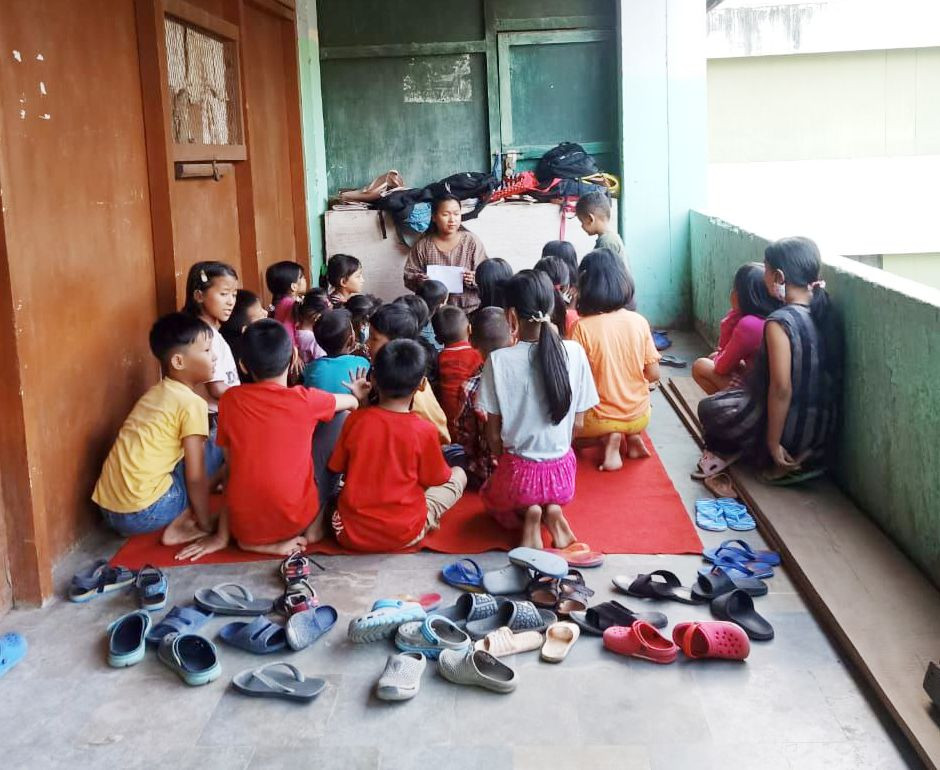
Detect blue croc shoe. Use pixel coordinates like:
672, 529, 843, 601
695, 499, 727, 532
107, 610, 152, 668
0, 632, 27, 679
158, 633, 221, 686
394, 616, 471, 660
348, 600, 426, 644
136, 565, 168, 612
147, 604, 214, 645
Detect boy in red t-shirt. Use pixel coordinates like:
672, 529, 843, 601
432, 306, 483, 438
211, 319, 368, 556
328, 339, 467, 552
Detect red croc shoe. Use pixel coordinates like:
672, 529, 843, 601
603, 620, 678, 664
672, 621, 750, 660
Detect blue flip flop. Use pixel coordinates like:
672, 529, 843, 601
695, 499, 727, 532
285, 606, 337, 651
701, 556, 774, 580
0, 632, 27, 679
107, 610, 152, 667
703, 539, 781, 567
158, 633, 221, 686
147, 604, 214, 644
508, 547, 568, 579
718, 499, 757, 532
442, 558, 484, 591
135, 565, 168, 612
218, 616, 287, 654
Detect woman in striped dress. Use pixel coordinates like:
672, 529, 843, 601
698, 237, 841, 480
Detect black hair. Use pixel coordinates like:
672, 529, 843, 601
432, 305, 469, 346
469, 306, 511, 355
313, 309, 354, 358
265, 261, 305, 305
324, 254, 362, 293
394, 294, 430, 330
427, 194, 463, 235
345, 293, 381, 341
575, 190, 611, 220
504, 270, 572, 425
182, 261, 238, 317
417, 280, 449, 316
576, 248, 635, 315
149, 312, 212, 366
238, 318, 293, 380
734, 262, 780, 318
533, 257, 570, 337
373, 338, 427, 399
220, 289, 262, 345
475, 258, 514, 309
370, 302, 419, 341
297, 288, 331, 328
541, 240, 578, 280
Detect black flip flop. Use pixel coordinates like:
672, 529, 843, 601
710, 589, 774, 641
691, 567, 767, 602
569, 600, 668, 635
612, 570, 704, 605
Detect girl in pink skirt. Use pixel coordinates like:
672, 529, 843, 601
477, 270, 599, 548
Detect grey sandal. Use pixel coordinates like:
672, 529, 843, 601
232, 662, 326, 701
194, 583, 274, 616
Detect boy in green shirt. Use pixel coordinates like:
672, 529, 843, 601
576, 191, 627, 264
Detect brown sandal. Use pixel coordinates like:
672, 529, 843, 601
703, 472, 739, 499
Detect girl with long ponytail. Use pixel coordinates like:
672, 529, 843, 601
476, 270, 600, 549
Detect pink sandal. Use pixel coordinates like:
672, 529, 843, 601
603, 620, 678, 664
671, 621, 750, 660
544, 542, 605, 568
691, 450, 741, 480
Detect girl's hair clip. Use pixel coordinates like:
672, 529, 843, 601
528, 311, 551, 323
199, 270, 209, 284
810, 280, 826, 290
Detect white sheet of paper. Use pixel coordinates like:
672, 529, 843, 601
427, 264, 464, 294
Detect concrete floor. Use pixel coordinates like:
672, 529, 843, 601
0, 333, 919, 770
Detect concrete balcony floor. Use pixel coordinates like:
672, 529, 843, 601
0, 333, 919, 770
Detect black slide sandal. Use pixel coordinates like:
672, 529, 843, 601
569, 601, 668, 635
612, 570, 704, 605
691, 568, 767, 602
710, 589, 774, 641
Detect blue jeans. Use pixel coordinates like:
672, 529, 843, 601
100, 445, 224, 536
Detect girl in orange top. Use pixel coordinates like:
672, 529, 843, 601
570, 248, 661, 471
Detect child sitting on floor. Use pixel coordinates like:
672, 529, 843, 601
211, 319, 368, 556
295, 288, 331, 365
478, 270, 599, 549
345, 293, 380, 358
368, 303, 450, 444
303, 308, 371, 505
433, 305, 483, 437
220, 289, 268, 384
325, 253, 363, 307
266, 261, 307, 339
571, 248, 660, 471
395, 294, 439, 384
533, 256, 574, 336
692, 263, 780, 395
576, 191, 626, 264
93, 313, 223, 546
328, 339, 467, 552
453, 307, 512, 489
416, 279, 449, 352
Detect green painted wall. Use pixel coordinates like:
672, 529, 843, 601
691, 211, 940, 587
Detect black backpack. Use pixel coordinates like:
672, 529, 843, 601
535, 142, 599, 184
425, 170, 499, 221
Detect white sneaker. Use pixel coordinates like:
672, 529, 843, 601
375, 652, 426, 701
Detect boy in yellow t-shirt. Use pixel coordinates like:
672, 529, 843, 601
93, 313, 224, 546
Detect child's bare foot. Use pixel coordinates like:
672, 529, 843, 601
520, 505, 544, 549
544, 504, 576, 549
303, 515, 327, 544
625, 434, 652, 459
599, 432, 623, 471
237, 536, 307, 556
161, 512, 209, 546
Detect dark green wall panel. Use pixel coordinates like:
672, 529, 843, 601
321, 54, 490, 191
318, 0, 484, 47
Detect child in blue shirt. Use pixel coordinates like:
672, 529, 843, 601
303, 309, 370, 506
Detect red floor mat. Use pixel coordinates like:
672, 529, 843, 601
110, 437, 702, 569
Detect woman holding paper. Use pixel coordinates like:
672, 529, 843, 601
404, 194, 489, 312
